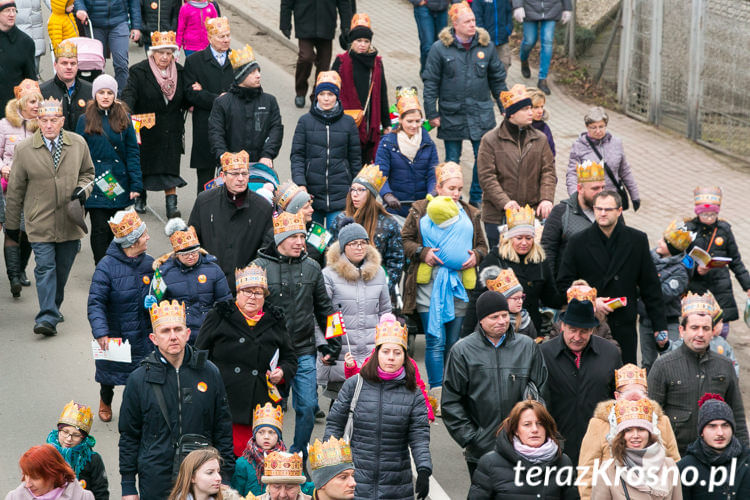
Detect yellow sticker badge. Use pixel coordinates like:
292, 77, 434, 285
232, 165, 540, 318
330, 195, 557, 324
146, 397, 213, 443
197, 382, 207, 392
477, 51, 485, 59
151, 1, 158, 8
198, 274, 207, 283
715, 237, 724, 246
143, 275, 151, 285
78, 99, 86, 108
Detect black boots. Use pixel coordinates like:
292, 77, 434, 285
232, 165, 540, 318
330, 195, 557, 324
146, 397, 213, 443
521, 60, 531, 78
537, 78, 551, 95
19, 231, 31, 286
4, 245, 22, 298
166, 194, 181, 219
134, 192, 147, 213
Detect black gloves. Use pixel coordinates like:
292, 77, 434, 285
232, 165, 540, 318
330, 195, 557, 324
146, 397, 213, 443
632, 199, 641, 212
281, 27, 291, 39
318, 341, 341, 365
415, 468, 430, 499
71, 186, 86, 204
382, 193, 401, 211
5, 228, 20, 243
338, 30, 349, 50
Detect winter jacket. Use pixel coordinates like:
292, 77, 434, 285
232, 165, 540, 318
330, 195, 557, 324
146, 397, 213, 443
442, 327, 548, 464
532, 119, 556, 157
121, 59, 187, 179
48, 0, 79, 50
374, 130, 438, 218
196, 302, 298, 425
252, 244, 338, 358
6, 129, 95, 242
139, 0, 179, 39
290, 103, 361, 213
422, 27, 507, 141
0, 111, 36, 168
685, 218, 750, 322
158, 252, 232, 341
74, 0, 142, 29
578, 399, 680, 500
208, 84, 283, 163
401, 198, 487, 314
478, 119, 557, 224
566, 132, 640, 202
472, 0, 514, 46
188, 185, 274, 293
40, 75, 93, 133
76, 110, 142, 209
324, 374, 432, 500
176, 2, 218, 51
678, 438, 750, 500
231, 457, 316, 497
540, 193, 595, 278
118, 346, 235, 499
87, 241, 154, 386
590, 455, 681, 500
46, 431, 110, 500
317, 243, 391, 385
638, 250, 689, 325
0, 27, 35, 113
279, 0, 352, 40
15, 0, 45, 57
469, 431, 578, 500
512, 0, 572, 22
5, 481, 94, 500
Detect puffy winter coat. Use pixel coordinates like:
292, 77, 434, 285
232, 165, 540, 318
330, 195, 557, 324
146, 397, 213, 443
0, 27, 35, 113
473, 0, 513, 46
324, 374, 432, 500
678, 438, 750, 500
87, 241, 154, 386
638, 250, 689, 325
40, 75, 93, 133
139, 0, 179, 38
158, 252, 232, 341
0, 110, 36, 168
5, 481, 93, 500
279, 0, 352, 40
422, 27, 507, 141
374, 130, 438, 218
48, 0, 79, 50
290, 103, 361, 213
74, 0, 142, 29
540, 193, 594, 278
512, 0, 572, 22
15, 0, 45, 57
176, 2, 218, 51
317, 242, 391, 384
685, 218, 750, 322
469, 430, 578, 500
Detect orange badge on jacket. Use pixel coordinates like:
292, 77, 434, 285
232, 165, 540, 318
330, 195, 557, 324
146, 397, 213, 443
477, 51, 485, 59
78, 99, 86, 108
151, 2, 158, 8
143, 275, 151, 285
715, 237, 724, 246
198, 274, 207, 283
197, 382, 207, 392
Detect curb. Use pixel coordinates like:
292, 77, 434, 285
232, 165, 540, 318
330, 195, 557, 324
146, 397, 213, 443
222, 0, 298, 53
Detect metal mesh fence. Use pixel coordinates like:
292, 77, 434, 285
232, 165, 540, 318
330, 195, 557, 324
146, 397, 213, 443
624, 0, 651, 119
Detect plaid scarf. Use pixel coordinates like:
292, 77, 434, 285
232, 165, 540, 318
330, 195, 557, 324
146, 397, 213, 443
241, 435, 286, 486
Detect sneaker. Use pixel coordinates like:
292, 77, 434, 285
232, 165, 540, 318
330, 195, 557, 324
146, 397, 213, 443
315, 409, 325, 420
33, 321, 57, 336
538, 78, 551, 95
521, 60, 531, 78
294, 96, 306, 108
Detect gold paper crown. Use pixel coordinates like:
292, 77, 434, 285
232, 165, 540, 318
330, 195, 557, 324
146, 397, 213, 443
681, 292, 715, 318
396, 86, 421, 116
706, 291, 722, 321
576, 160, 605, 183
663, 219, 693, 252
500, 84, 530, 110
229, 44, 256, 70
615, 363, 648, 391
506, 205, 536, 231
220, 150, 249, 172
169, 225, 200, 252
149, 299, 186, 329
235, 263, 267, 290
315, 70, 341, 89
308, 437, 353, 471
58, 401, 93, 435
275, 180, 306, 211
486, 268, 522, 295
614, 398, 654, 427
448, 1, 473, 22
54, 39, 78, 59
38, 98, 63, 117
566, 284, 597, 304
13, 79, 41, 100
150, 31, 177, 49
272, 211, 306, 236
108, 209, 143, 238
261, 451, 305, 484
349, 12, 371, 31
354, 164, 387, 193
252, 403, 284, 431
205, 16, 230, 37
435, 162, 463, 185
694, 186, 722, 207
375, 315, 408, 348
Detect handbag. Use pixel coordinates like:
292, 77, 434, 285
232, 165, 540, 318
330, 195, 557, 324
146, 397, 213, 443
585, 136, 630, 211
344, 75, 374, 127
343, 375, 364, 442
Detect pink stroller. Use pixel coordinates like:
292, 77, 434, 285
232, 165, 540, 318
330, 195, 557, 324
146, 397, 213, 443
64, 20, 105, 83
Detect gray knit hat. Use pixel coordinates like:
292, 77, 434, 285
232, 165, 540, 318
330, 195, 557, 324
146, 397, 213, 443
311, 462, 354, 490
109, 208, 147, 248
337, 217, 369, 248
698, 394, 735, 435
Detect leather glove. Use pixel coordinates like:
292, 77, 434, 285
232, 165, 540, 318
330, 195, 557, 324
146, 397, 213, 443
318, 342, 341, 365
281, 27, 291, 39
415, 469, 430, 500
513, 7, 525, 23
338, 30, 349, 50
382, 193, 402, 211
632, 199, 641, 212
71, 186, 86, 204
561, 10, 572, 24
5, 228, 20, 243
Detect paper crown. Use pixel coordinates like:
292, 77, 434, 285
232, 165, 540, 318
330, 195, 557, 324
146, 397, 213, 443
58, 401, 93, 435
694, 186, 722, 207
272, 211, 306, 236
576, 160, 605, 183
506, 205, 536, 232
354, 164, 387, 193
308, 437, 353, 471
229, 44, 256, 70
275, 180, 306, 211
150, 31, 178, 50
486, 268, 521, 295
435, 162, 463, 185
315, 70, 341, 90
706, 291, 722, 321
500, 84, 530, 111
108, 209, 143, 238
566, 284, 597, 304
149, 299, 186, 329
349, 12, 371, 31
261, 451, 305, 484
614, 398, 655, 433
396, 86, 421, 116
169, 225, 200, 252
220, 150, 249, 172
663, 219, 694, 252
448, 1, 473, 22
375, 314, 408, 348
54, 39, 78, 59
13, 79, 41, 100
681, 291, 715, 318
38, 98, 63, 117
252, 403, 283, 431
615, 363, 648, 391
235, 263, 267, 290
205, 16, 230, 37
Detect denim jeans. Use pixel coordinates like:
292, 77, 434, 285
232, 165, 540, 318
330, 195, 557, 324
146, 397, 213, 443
420, 313, 464, 388
92, 21, 131, 95
30, 240, 80, 325
311, 210, 342, 228
444, 139, 482, 205
414, 6, 448, 75
520, 20, 556, 80
639, 321, 680, 372
290, 354, 317, 459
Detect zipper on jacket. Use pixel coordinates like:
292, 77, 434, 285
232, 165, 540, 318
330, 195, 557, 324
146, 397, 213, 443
325, 124, 331, 211
375, 382, 383, 498
176, 367, 182, 436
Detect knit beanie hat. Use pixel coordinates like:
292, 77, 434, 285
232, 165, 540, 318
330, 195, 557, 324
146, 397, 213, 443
698, 393, 735, 435
253, 423, 282, 440
349, 13, 373, 42
92, 74, 118, 99
337, 217, 369, 248
314, 71, 341, 99
476, 291, 509, 322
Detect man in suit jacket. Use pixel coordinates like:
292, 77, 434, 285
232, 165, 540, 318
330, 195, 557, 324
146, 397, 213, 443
183, 17, 234, 192
557, 189, 667, 364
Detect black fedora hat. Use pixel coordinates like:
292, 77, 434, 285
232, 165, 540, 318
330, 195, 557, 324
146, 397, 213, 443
560, 299, 599, 329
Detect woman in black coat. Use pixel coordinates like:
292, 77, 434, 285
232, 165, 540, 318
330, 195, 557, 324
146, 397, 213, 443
196, 263, 298, 457
121, 32, 188, 219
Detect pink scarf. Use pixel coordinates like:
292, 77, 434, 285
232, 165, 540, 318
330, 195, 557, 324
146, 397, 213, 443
148, 55, 178, 101
377, 366, 405, 380
27, 486, 64, 500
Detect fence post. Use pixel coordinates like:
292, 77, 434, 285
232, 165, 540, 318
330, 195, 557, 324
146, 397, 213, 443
568, 0, 576, 61
617, 0, 633, 105
648, 0, 663, 124
686, 0, 705, 140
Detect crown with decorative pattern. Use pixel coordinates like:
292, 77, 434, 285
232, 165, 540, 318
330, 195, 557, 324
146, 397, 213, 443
435, 162, 463, 186
252, 403, 284, 431
663, 219, 694, 252
576, 160, 605, 183
315, 70, 341, 90
275, 180, 307, 211
614, 398, 655, 434
349, 12, 371, 31
705, 291, 722, 322
54, 39, 78, 59
566, 284, 597, 304
169, 225, 200, 253
229, 44, 256, 70
500, 84, 531, 112
486, 268, 522, 297
353, 164, 387, 194
38, 98, 63, 117
375, 313, 408, 349
235, 263, 267, 291
272, 211, 305, 236
205, 16, 230, 37
58, 401, 93, 435
150, 31, 178, 50
308, 437, 353, 471
13, 79, 41, 100
149, 299, 186, 329
220, 150, 249, 172
505, 205, 536, 238
694, 186, 722, 207
261, 451, 305, 484
396, 86, 421, 116
681, 292, 715, 318
448, 1, 473, 22
615, 363, 648, 391
108, 209, 143, 238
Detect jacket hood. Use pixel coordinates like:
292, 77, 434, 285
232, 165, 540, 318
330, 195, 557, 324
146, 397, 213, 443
438, 26, 491, 48
105, 240, 152, 267
592, 398, 666, 422
5, 107, 38, 131
650, 248, 684, 265
325, 241, 382, 282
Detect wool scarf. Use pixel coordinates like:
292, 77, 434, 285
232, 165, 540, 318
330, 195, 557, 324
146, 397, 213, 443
377, 366, 405, 380
513, 436, 559, 464
397, 129, 421, 162
148, 55, 178, 101
241, 435, 286, 486
46, 430, 94, 476
622, 442, 671, 497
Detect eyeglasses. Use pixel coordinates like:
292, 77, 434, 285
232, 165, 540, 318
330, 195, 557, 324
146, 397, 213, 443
700, 212, 718, 218
225, 171, 250, 178
593, 206, 618, 213
349, 187, 367, 194
239, 289, 265, 298
346, 240, 368, 249
59, 428, 83, 440
508, 294, 526, 302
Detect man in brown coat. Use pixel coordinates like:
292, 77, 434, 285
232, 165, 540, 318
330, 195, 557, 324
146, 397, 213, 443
5, 98, 94, 336
477, 83, 556, 248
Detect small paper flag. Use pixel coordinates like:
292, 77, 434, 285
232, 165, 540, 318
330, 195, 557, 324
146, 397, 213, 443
151, 268, 167, 301
325, 311, 347, 339
307, 221, 333, 253
94, 171, 124, 200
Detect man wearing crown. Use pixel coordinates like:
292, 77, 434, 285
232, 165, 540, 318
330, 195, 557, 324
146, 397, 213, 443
253, 450, 310, 500
308, 438, 355, 500
119, 300, 234, 500
40, 40, 93, 132
0, 0, 36, 112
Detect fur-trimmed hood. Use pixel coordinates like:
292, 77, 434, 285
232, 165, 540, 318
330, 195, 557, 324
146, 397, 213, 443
325, 241, 382, 282
438, 26, 491, 48
4, 106, 38, 131
593, 398, 667, 422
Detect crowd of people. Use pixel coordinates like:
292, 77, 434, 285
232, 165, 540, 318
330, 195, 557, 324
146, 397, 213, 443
2, 0, 750, 499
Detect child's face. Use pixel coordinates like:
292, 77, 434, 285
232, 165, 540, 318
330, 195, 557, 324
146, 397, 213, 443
656, 238, 669, 257
176, 250, 199, 267
698, 212, 718, 225
508, 291, 524, 314
255, 427, 279, 451
531, 99, 545, 121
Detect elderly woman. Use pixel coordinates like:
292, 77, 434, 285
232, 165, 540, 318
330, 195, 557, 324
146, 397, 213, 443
196, 264, 298, 457
6, 445, 94, 500
122, 31, 188, 219
469, 399, 577, 499
0, 79, 41, 297
566, 106, 640, 211
87, 209, 154, 423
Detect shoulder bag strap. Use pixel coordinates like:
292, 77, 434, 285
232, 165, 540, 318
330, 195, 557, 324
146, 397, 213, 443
363, 71, 374, 113
705, 226, 719, 253
619, 476, 632, 500
149, 382, 177, 447
585, 135, 620, 187
343, 375, 364, 442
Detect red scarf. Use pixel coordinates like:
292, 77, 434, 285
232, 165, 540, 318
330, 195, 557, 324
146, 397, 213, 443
241, 436, 286, 486
337, 53, 382, 146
